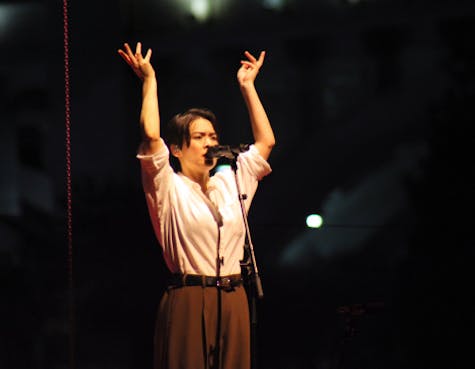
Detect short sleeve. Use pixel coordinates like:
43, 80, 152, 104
136, 138, 174, 219
235, 144, 272, 211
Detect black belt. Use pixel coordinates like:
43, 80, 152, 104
168, 274, 243, 291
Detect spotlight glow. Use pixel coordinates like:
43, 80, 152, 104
190, 0, 210, 22
306, 214, 323, 228
262, 0, 286, 10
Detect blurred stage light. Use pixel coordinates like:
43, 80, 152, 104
189, 0, 211, 22
173, 0, 234, 23
262, 0, 286, 10
306, 214, 323, 228
0, 4, 22, 39
0, 3, 45, 43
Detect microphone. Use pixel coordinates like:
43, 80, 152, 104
205, 144, 250, 160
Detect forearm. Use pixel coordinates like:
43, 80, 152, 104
140, 74, 162, 154
240, 83, 275, 160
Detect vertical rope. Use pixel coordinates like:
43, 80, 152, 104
63, 1, 75, 368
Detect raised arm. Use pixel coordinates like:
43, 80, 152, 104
118, 42, 162, 154
237, 50, 275, 161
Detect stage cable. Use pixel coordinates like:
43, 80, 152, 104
63, 1, 75, 368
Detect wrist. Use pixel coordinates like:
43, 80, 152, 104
239, 82, 256, 94
143, 71, 156, 81
239, 81, 255, 90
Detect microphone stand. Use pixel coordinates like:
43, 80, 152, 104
224, 151, 264, 369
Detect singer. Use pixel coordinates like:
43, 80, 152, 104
118, 42, 275, 369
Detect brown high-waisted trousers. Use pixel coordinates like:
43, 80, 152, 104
154, 285, 250, 369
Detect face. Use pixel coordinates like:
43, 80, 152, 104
173, 117, 218, 172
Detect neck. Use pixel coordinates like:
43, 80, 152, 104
181, 168, 210, 192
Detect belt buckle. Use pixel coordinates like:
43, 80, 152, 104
217, 277, 232, 291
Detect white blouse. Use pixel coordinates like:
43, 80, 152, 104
137, 139, 272, 276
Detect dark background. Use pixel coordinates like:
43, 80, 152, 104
1, 1, 474, 368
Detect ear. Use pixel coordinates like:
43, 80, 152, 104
171, 144, 182, 158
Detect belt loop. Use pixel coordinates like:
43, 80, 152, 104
201, 275, 206, 288
182, 273, 187, 287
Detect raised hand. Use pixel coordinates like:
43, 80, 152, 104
118, 42, 155, 81
237, 50, 265, 88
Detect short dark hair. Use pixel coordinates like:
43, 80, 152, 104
165, 108, 219, 149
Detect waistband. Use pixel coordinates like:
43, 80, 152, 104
168, 273, 243, 291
